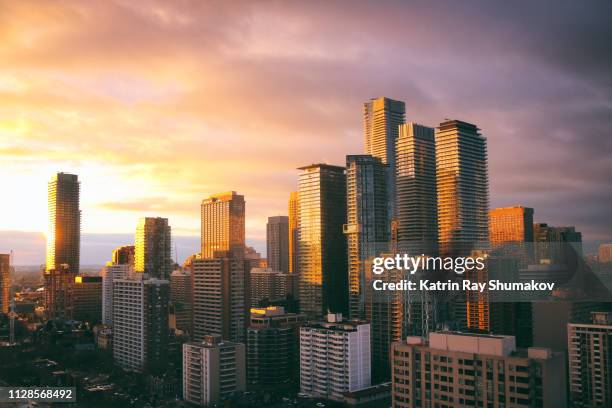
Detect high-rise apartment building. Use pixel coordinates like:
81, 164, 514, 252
170, 269, 192, 334
364, 97, 406, 220
534, 223, 583, 264
183, 335, 246, 406
345, 155, 388, 320
101, 263, 130, 326
568, 311, 612, 407
395, 123, 438, 255
300, 313, 371, 401
190, 255, 246, 343
436, 120, 489, 256
112, 276, 169, 373
391, 332, 567, 408
266, 216, 289, 273
72, 276, 102, 324
288, 192, 299, 275
112, 245, 135, 267
298, 164, 348, 317
0, 254, 9, 314
249, 268, 296, 307
201, 192, 245, 260
45, 172, 81, 319
134, 217, 172, 280
247, 306, 307, 390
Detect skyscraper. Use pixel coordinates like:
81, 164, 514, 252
266, 216, 289, 273
436, 120, 489, 256
45, 172, 80, 319
72, 276, 102, 324
345, 155, 388, 319
190, 255, 246, 343
297, 164, 348, 317
170, 269, 192, 334
364, 97, 406, 221
534, 223, 582, 264
395, 123, 438, 255
489, 206, 534, 246
101, 263, 130, 326
288, 192, 299, 275
112, 245, 135, 267
135, 217, 172, 280
201, 191, 245, 260
0, 254, 9, 314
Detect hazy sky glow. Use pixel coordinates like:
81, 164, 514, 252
1, 1, 611, 264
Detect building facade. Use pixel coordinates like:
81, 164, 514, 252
183, 335, 246, 406
170, 269, 192, 334
298, 164, 348, 317
45, 172, 81, 319
288, 192, 300, 275
201, 192, 245, 260
0, 254, 9, 314
249, 268, 296, 307
568, 311, 612, 407
391, 332, 567, 408
72, 276, 102, 324
300, 313, 371, 401
345, 155, 388, 321
112, 245, 135, 267
266, 216, 289, 273
363, 96, 406, 221
134, 217, 172, 280
190, 255, 246, 343
101, 263, 130, 326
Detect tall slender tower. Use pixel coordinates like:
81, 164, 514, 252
45, 172, 80, 319
201, 192, 245, 260
436, 120, 489, 256
0, 253, 10, 314
396, 123, 438, 255
364, 97, 406, 221
134, 217, 172, 280
345, 155, 388, 319
288, 192, 299, 275
266, 216, 289, 273
297, 164, 348, 317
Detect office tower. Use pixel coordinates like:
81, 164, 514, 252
568, 311, 612, 407
134, 217, 172, 280
113, 276, 169, 373
391, 332, 567, 408
345, 155, 388, 320
489, 206, 534, 245
0, 254, 9, 314
300, 313, 370, 401
436, 120, 489, 256
101, 263, 130, 326
183, 335, 246, 406
190, 255, 245, 343
112, 245, 135, 267
298, 164, 348, 317
534, 223, 583, 264
288, 191, 299, 274
395, 123, 438, 255
170, 269, 192, 334
364, 97, 406, 220
266, 216, 289, 273
599, 244, 612, 263
201, 191, 245, 260
72, 276, 102, 323
45, 172, 81, 319
247, 306, 307, 390
249, 268, 297, 307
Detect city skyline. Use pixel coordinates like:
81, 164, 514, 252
2, 1, 612, 265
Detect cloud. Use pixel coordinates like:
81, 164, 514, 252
0, 0, 610, 260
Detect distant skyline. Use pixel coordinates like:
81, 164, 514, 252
1, 1, 611, 264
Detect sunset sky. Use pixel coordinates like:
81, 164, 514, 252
1, 1, 611, 265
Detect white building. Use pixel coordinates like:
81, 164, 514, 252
183, 335, 246, 406
101, 263, 130, 326
300, 313, 371, 401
